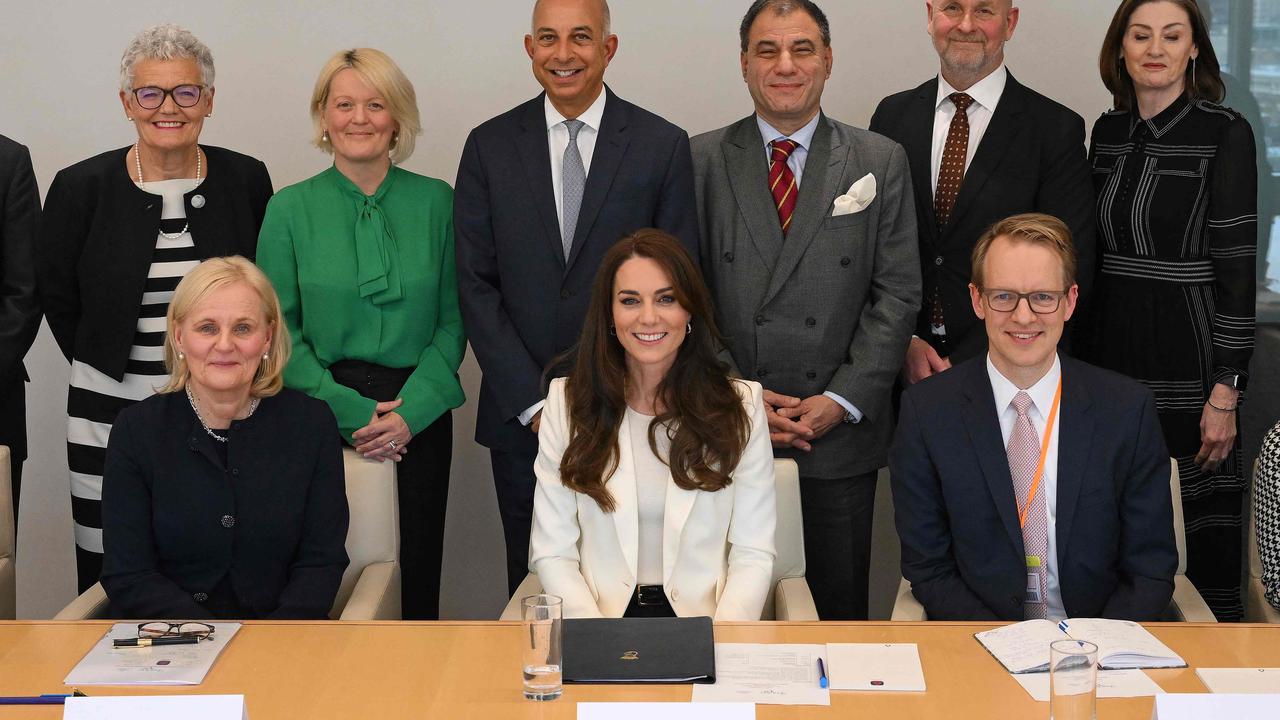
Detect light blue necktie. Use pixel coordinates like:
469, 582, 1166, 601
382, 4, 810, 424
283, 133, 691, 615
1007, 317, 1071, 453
561, 119, 586, 260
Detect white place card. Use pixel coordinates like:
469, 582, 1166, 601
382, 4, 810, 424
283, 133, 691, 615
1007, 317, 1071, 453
1151, 693, 1280, 719
63, 694, 248, 719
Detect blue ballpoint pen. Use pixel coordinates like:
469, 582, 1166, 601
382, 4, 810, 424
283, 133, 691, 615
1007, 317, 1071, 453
817, 657, 829, 689
0, 690, 87, 705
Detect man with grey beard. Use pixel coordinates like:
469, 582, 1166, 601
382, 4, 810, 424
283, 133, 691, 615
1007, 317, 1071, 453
871, 0, 1094, 381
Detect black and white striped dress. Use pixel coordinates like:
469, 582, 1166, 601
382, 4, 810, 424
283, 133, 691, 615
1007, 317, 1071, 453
66, 178, 203, 588
1084, 96, 1257, 621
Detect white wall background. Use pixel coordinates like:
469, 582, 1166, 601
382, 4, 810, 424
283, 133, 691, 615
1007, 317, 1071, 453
1, 0, 1117, 619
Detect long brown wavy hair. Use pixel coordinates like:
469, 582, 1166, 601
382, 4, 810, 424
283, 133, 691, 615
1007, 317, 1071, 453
559, 229, 749, 512
1098, 0, 1224, 112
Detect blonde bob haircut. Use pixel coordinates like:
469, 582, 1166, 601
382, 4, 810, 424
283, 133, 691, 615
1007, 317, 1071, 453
971, 213, 1078, 290
160, 256, 291, 398
310, 48, 421, 164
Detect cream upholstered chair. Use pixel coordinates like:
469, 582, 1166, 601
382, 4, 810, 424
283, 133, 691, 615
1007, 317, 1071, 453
500, 458, 818, 621
892, 459, 1217, 622
1247, 457, 1280, 623
56, 448, 401, 620
0, 446, 15, 619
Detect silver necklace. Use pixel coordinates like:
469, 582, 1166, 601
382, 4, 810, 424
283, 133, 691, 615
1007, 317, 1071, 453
186, 385, 260, 443
134, 143, 202, 240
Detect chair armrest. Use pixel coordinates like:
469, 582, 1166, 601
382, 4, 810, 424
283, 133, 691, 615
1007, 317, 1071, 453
891, 577, 927, 621
0, 556, 14, 619
1245, 578, 1280, 623
1169, 575, 1217, 623
54, 582, 110, 620
773, 576, 819, 621
338, 562, 401, 621
499, 574, 545, 621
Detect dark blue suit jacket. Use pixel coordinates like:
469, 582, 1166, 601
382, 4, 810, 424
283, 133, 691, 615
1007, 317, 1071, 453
454, 87, 699, 453
890, 355, 1177, 620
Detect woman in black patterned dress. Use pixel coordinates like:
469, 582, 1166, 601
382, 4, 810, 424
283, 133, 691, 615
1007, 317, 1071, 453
1082, 0, 1256, 620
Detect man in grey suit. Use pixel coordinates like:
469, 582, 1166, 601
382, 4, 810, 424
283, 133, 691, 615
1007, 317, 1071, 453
692, 0, 920, 619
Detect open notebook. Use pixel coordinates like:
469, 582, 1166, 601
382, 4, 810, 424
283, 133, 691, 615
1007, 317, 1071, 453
975, 619, 1186, 673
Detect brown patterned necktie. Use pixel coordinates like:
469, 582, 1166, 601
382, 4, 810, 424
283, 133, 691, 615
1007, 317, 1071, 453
929, 92, 974, 340
1008, 391, 1049, 620
769, 138, 800, 236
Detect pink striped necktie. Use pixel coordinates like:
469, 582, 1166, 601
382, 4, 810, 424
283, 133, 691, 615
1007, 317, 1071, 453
1008, 391, 1049, 620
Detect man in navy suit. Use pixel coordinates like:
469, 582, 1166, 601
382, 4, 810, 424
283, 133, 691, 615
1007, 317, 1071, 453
454, 0, 699, 594
890, 213, 1176, 621
869, 0, 1094, 380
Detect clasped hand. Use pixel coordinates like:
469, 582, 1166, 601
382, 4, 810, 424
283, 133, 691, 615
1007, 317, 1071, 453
352, 398, 412, 462
763, 389, 844, 451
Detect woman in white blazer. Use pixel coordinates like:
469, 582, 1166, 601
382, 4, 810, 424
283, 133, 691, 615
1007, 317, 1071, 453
530, 229, 776, 620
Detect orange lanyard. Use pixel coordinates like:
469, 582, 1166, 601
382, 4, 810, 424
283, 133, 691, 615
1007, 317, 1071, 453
1018, 377, 1063, 530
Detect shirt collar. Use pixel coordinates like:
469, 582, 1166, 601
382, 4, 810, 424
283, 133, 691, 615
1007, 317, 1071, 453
1128, 94, 1192, 139
986, 352, 1062, 419
935, 64, 1008, 112
756, 112, 821, 152
544, 88, 608, 132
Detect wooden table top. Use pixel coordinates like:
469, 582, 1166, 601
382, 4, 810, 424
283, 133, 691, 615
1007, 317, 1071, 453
0, 620, 1276, 718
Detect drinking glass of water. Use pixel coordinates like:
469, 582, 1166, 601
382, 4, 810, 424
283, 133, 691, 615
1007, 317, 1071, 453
1049, 639, 1098, 720
522, 594, 563, 701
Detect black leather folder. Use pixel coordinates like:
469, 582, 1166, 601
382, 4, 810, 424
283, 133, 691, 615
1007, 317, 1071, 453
562, 616, 716, 683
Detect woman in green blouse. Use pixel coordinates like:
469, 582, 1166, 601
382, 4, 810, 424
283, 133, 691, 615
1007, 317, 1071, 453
256, 48, 465, 620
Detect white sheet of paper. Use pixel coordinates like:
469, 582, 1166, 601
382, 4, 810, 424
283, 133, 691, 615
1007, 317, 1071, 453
64, 623, 242, 686
1196, 668, 1280, 694
824, 643, 926, 692
691, 643, 829, 706
974, 620, 1065, 672
578, 702, 753, 719
63, 694, 248, 719
1152, 693, 1280, 719
1010, 669, 1164, 702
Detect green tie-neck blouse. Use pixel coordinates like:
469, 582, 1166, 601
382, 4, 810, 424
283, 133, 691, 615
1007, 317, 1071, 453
256, 165, 465, 441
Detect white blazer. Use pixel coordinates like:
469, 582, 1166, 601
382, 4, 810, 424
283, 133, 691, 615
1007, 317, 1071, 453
529, 377, 777, 620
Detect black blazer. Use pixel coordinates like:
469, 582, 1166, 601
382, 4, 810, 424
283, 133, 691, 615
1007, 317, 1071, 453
101, 388, 349, 620
870, 73, 1096, 362
454, 87, 700, 453
889, 355, 1177, 621
37, 145, 272, 379
0, 135, 41, 462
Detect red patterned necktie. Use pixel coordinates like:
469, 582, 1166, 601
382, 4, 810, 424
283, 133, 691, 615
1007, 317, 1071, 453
769, 138, 800, 236
930, 92, 974, 339
1008, 391, 1049, 620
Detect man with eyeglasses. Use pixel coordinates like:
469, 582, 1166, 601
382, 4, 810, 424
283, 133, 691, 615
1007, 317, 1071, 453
889, 213, 1177, 621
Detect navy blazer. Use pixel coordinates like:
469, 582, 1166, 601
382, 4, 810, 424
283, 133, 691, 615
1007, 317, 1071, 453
38, 145, 272, 379
870, 74, 1095, 362
889, 355, 1177, 621
454, 87, 700, 453
101, 388, 349, 620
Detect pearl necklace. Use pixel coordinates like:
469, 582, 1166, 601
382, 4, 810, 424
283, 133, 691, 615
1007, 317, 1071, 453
186, 385, 260, 443
134, 142, 202, 240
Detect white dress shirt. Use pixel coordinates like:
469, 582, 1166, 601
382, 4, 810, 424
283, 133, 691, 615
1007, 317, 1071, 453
518, 90, 610, 427
930, 65, 1008, 194
986, 353, 1066, 621
754, 112, 863, 424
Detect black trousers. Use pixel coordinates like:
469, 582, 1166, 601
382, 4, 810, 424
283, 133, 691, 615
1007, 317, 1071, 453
799, 471, 878, 620
331, 360, 453, 621
490, 446, 537, 596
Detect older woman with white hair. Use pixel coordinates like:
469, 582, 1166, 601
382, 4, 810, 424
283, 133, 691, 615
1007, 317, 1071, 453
101, 256, 348, 619
38, 24, 273, 591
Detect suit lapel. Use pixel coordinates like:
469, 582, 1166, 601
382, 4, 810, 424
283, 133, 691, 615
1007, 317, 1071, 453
515, 95, 568, 270
567, 87, 630, 273
761, 114, 846, 307
611, 410, 640, 580
723, 116, 784, 267
962, 361, 1025, 553
946, 75, 1027, 237
663, 468, 698, 585
906, 80, 940, 244
1053, 360, 1093, 562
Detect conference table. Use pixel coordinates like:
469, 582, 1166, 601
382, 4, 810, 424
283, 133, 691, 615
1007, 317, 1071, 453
1, 620, 1277, 718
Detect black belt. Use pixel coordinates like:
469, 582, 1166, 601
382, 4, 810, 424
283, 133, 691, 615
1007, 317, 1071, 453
624, 584, 676, 619
637, 585, 666, 606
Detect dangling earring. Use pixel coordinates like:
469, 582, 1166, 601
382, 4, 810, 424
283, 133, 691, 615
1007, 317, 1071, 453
686, 322, 692, 334
1191, 56, 1197, 82
178, 351, 185, 360
262, 352, 269, 360
609, 325, 616, 336
390, 131, 398, 148
322, 129, 329, 142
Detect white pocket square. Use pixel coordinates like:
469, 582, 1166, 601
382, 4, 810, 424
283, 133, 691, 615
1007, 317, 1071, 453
831, 173, 877, 216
